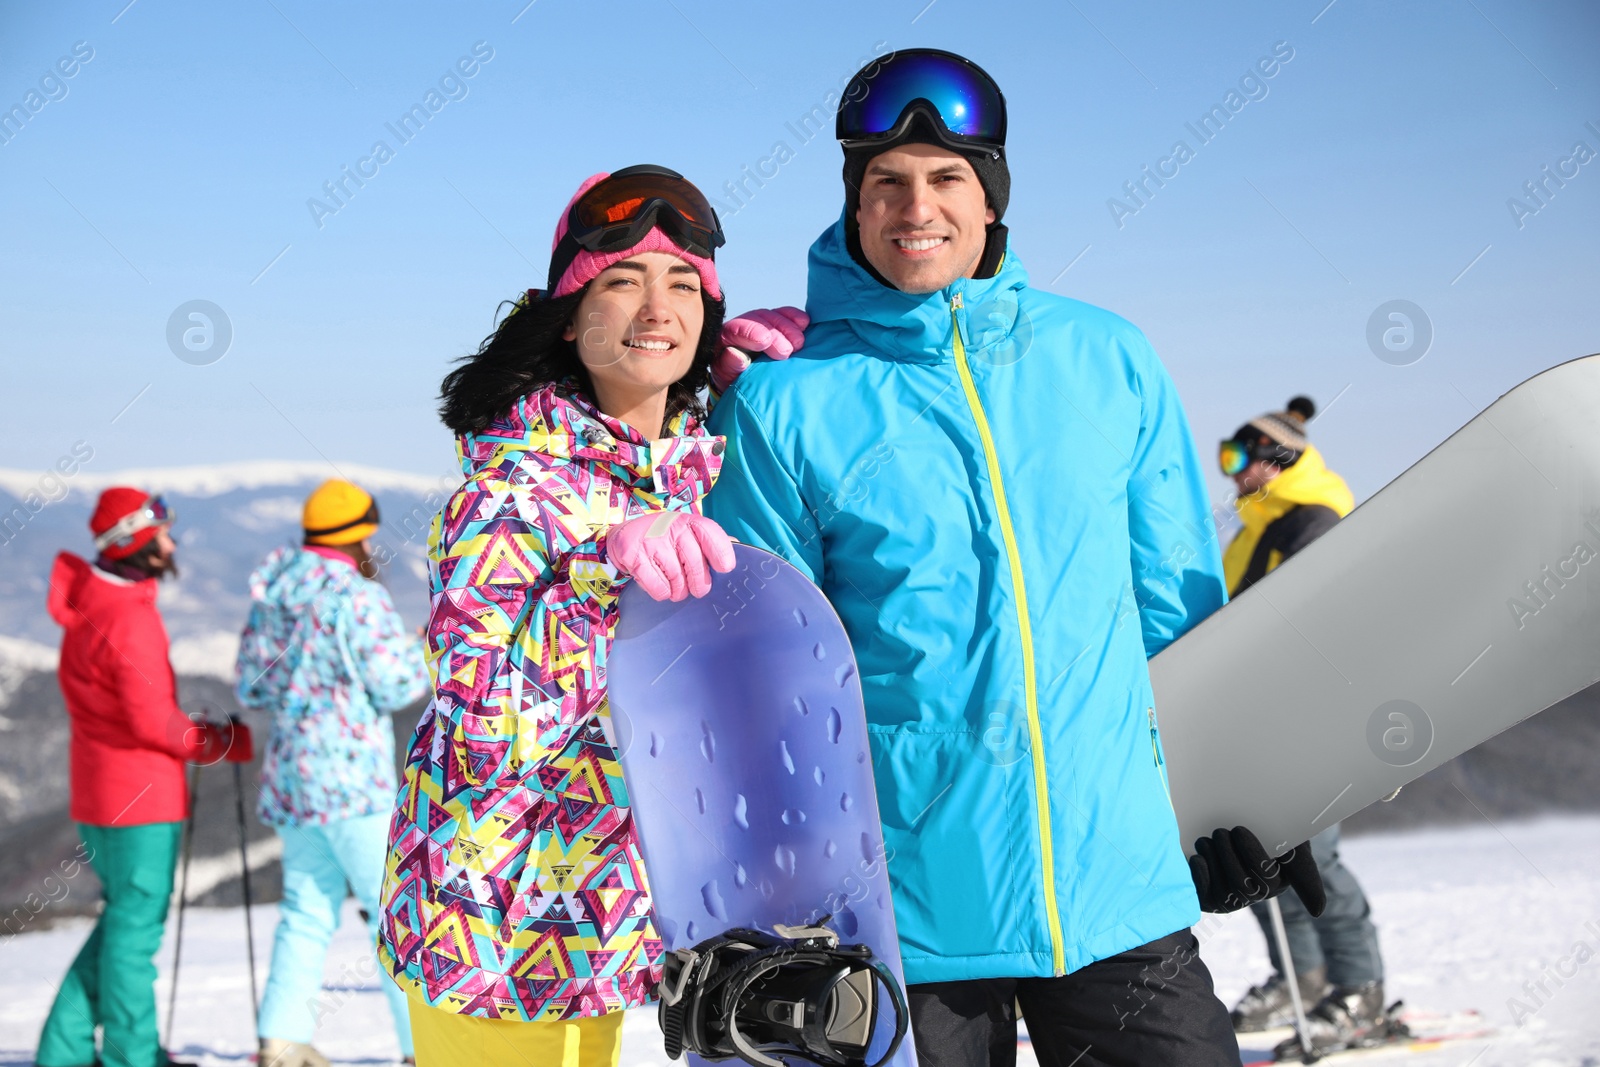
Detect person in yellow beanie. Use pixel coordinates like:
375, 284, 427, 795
301, 478, 382, 568
234, 479, 428, 1067
1219, 399, 1387, 1056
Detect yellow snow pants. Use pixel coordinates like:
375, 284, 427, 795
408, 997, 623, 1067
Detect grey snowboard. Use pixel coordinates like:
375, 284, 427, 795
1153, 354, 1600, 854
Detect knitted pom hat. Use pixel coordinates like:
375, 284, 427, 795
90, 486, 168, 560
1232, 396, 1317, 465
548, 172, 722, 300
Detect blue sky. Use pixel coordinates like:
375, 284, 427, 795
2, 0, 1596, 507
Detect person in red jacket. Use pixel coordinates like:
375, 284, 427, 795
36, 487, 252, 1067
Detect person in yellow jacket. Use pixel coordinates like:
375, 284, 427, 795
1219, 397, 1388, 1055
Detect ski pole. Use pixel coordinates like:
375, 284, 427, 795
230, 717, 262, 1036
1266, 895, 1318, 1063
164, 762, 200, 1051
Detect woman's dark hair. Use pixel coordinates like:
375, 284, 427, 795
440, 285, 726, 435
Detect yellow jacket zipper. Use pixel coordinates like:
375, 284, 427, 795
949, 293, 1066, 976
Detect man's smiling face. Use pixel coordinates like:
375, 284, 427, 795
854, 142, 996, 295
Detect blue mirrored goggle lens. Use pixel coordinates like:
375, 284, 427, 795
839, 52, 1004, 142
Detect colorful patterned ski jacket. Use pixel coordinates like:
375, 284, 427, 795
707, 217, 1227, 984
234, 545, 429, 827
379, 384, 722, 1020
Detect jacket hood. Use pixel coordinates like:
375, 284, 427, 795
1234, 445, 1354, 526
48, 551, 154, 628
804, 213, 1031, 365
248, 545, 358, 609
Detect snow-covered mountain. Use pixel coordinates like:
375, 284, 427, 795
0, 461, 461, 669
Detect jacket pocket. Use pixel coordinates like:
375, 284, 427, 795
867, 727, 1031, 966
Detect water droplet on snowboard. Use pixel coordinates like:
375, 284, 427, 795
794, 696, 810, 716
649, 731, 663, 757
813, 642, 826, 660
835, 905, 859, 937
823, 839, 837, 858
694, 787, 705, 814
794, 608, 807, 627
781, 808, 807, 825
840, 792, 853, 811
827, 707, 842, 743
699, 721, 716, 763
733, 794, 749, 829
734, 864, 748, 887
780, 740, 795, 774
813, 766, 825, 785
774, 845, 796, 876
701, 880, 727, 921
835, 663, 856, 687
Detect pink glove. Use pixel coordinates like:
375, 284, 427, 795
710, 306, 810, 393
608, 512, 737, 601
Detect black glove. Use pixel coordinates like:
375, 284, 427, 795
1188, 826, 1325, 917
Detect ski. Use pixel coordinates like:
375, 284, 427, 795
1239, 1008, 1495, 1065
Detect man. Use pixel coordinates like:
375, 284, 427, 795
707, 49, 1321, 1066
235, 479, 429, 1067
1219, 399, 1388, 1057
38, 487, 251, 1067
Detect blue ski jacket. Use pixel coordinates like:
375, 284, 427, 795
706, 218, 1227, 983
235, 545, 429, 827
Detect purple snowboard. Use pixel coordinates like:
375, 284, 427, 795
609, 544, 915, 1067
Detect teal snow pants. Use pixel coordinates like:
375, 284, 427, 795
36, 821, 182, 1067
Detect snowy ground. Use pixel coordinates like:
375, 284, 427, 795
4, 817, 1598, 1067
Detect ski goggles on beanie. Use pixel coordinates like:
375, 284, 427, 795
1220, 434, 1301, 476
93, 495, 175, 554
836, 48, 1007, 155
659, 923, 909, 1067
1219, 439, 1252, 477
548, 165, 725, 298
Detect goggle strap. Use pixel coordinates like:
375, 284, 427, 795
93, 498, 172, 551
304, 502, 380, 538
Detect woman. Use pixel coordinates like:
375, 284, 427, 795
376, 165, 805, 1067
234, 479, 429, 1067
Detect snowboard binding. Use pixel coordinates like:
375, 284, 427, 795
658, 921, 909, 1067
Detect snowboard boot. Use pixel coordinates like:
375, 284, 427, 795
259, 1039, 333, 1067
1231, 966, 1328, 1031
1272, 982, 1402, 1057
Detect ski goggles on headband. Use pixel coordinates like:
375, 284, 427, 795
94, 495, 175, 552
836, 48, 1007, 154
548, 165, 724, 290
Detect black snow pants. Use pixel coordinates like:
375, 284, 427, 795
906, 930, 1240, 1067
